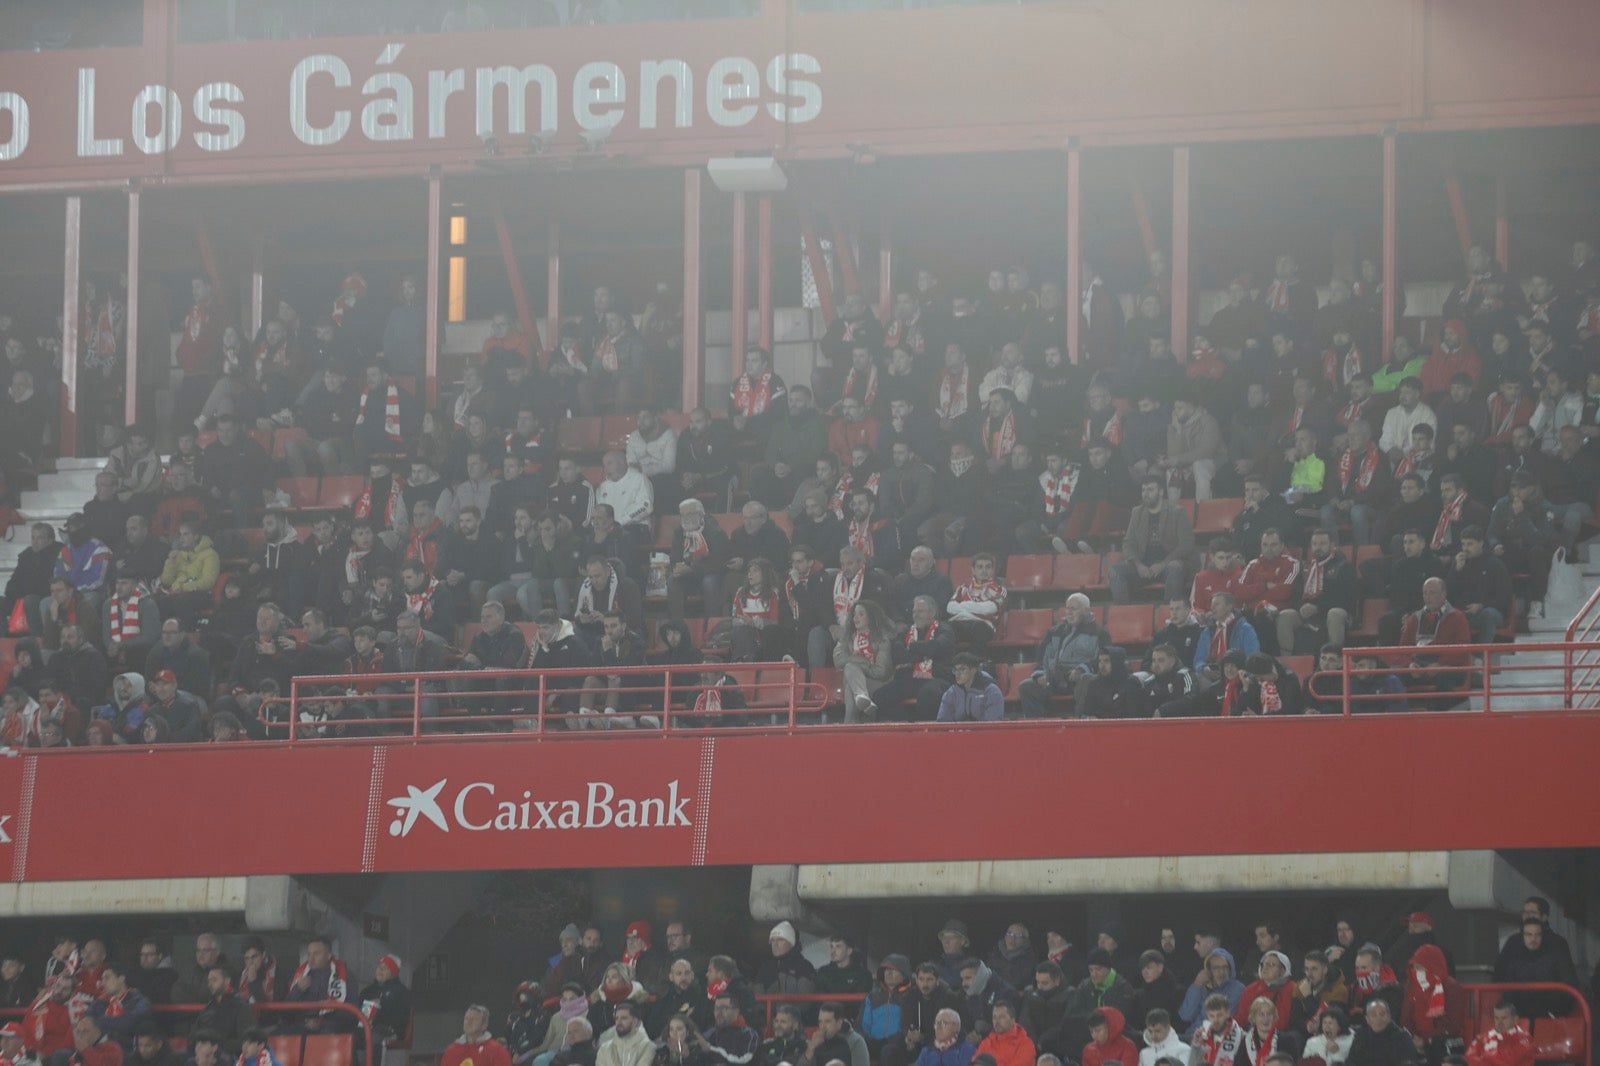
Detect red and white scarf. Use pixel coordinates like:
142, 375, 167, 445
1265, 278, 1291, 312
1257, 676, 1283, 714
405, 520, 440, 575
1432, 492, 1467, 550
1244, 1027, 1278, 1066
842, 364, 878, 409
1303, 554, 1331, 599
906, 621, 939, 679
884, 316, 924, 356
404, 579, 440, 620
101, 993, 129, 1018
344, 548, 372, 586
356, 382, 403, 444
833, 568, 866, 626
1338, 444, 1380, 493
1395, 446, 1432, 479
577, 569, 620, 617
109, 587, 143, 643
851, 629, 876, 662
1210, 616, 1232, 661
693, 682, 727, 717
681, 525, 709, 560
734, 588, 779, 624
1083, 410, 1122, 449
1412, 964, 1446, 1020
1281, 405, 1307, 443
1337, 396, 1370, 426
1323, 345, 1363, 387
1355, 966, 1395, 1001
90, 302, 122, 358
733, 372, 774, 417
354, 474, 401, 529
982, 411, 1017, 460
1042, 467, 1079, 516
288, 956, 349, 1012
241, 956, 277, 1004
784, 574, 806, 622
937, 365, 969, 419
1489, 393, 1524, 439
830, 470, 879, 519
594, 333, 620, 374
1197, 1019, 1245, 1066
847, 519, 877, 558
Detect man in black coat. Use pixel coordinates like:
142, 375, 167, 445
871, 595, 954, 722
1018, 961, 1076, 1061
1344, 999, 1416, 1066
4, 523, 58, 634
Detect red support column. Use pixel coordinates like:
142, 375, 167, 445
829, 214, 861, 298
125, 189, 140, 425
61, 196, 81, 457
1495, 176, 1509, 273
249, 238, 264, 340
731, 191, 747, 379
546, 219, 561, 358
1382, 132, 1398, 361
1130, 183, 1159, 258
424, 175, 442, 409
1170, 146, 1190, 356
1444, 173, 1473, 260
682, 168, 703, 413
758, 194, 774, 351
493, 196, 540, 351
1065, 145, 1082, 365
877, 213, 893, 326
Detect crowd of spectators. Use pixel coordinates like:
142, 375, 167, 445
6, 899, 1588, 1066
1, 232, 1597, 738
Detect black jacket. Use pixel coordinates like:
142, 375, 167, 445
1344, 1023, 1416, 1066
1293, 552, 1358, 616
5, 541, 60, 604
193, 994, 254, 1055
1018, 983, 1076, 1059
357, 977, 412, 1041
468, 622, 527, 669
891, 622, 956, 682
1447, 554, 1512, 614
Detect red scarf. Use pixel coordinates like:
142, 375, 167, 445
906, 621, 939, 679
982, 411, 1017, 460
405, 520, 441, 576
843, 364, 878, 409
404, 579, 440, 620
1280, 405, 1307, 443
1411, 963, 1445, 1020
1395, 446, 1431, 479
289, 956, 349, 1009
851, 629, 875, 662
1489, 393, 1525, 439
784, 575, 805, 622
354, 474, 401, 528
831, 470, 878, 519
1265, 278, 1291, 313
1211, 616, 1231, 660
733, 372, 774, 417
734, 588, 779, 624
938, 365, 969, 419
594, 333, 620, 374
847, 519, 877, 558
833, 569, 865, 625
706, 978, 729, 1001
240, 956, 277, 1004
1246, 1027, 1278, 1066
1354, 965, 1395, 1001
1323, 345, 1363, 387
1042, 467, 1079, 516
102, 993, 128, 1018
884, 315, 924, 356
1432, 492, 1467, 550
693, 683, 725, 717
109, 587, 143, 643
1257, 676, 1283, 714
1083, 410, 1122, 449
356, 382, 403, 444
1198, 1019, 1245, 1066
681, 526, 709, 559
1337, 396, 1370, 426
1337, 443, 1380, 493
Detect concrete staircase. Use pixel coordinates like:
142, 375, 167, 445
0, 456, 106, 584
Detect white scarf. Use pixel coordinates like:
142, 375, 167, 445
577, 567, 621, 617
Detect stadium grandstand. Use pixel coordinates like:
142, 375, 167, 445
0, 4, 1595, 1066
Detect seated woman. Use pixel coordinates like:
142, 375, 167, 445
729, 559, 786, 663
834, 599, 894, 722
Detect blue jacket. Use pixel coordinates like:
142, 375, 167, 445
1193, 617, 1259, 672
55, 538, 112, 592
915, 1042, 976, 1066
937, 674, 1004, 722
89, 989, 153, 1049
1178, 949, 1244, 1035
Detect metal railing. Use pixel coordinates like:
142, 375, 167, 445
1563, 582, 1600, 710
1314, 641, 1600, 716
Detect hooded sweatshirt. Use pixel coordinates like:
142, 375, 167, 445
1234, 952, 1295, 1031
962, 961, 1014, 1039
1399, 945, 1451, 1041
860, 954, 911, 1041
1140, 1025, 1191, 1066
96, 672, 148, 742
1082, 1008, 1139, 1066
1181, 950, 1244, 1036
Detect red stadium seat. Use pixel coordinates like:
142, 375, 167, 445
558, 417, 604, 454
1194, 498, 1242, 534
1004, 555, 1053, 591
712, 513, 742, 536
997, 609, 1052, 650
1531, 1017, 1584, 1062
1355, 599, 1388, 635
1087, 553, 1117, 592
660, 411, 692, 433
602, 415, 638, 448
1051, 553, 1100, 591
268, 1037, 302, 1066
1106, 604, 1155, 648
301, 1035, 353, 1066
654, 516, 681, 550
318, 476, 365, 510
271, 427, 307, 460
278, 477, 321, 509
946, 556, 974, 587
770, 512, 793, 537
1281, 656, 1314, 680
1003, 663, 1035, 701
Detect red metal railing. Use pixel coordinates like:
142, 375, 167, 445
0, 1001, 374, 1066
1318, 641, 1598, 717
1563, 581, 1600, 710
1452, 983, 1593, 1066
278, 661, 830, 741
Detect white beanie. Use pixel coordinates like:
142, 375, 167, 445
770, 921, 797, 944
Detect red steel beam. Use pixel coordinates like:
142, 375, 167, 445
61, 196, 81, 457
124, 190, 140, 425
1382, 132, 1397, 361
731, 191, 747, 379
829, 214, 861, 298
424, 175, 442, 408
758, 194, 774, 351
682, 168, 702, 413
801, 218, 837, 326
493, 196, 540, 352
1494, 176, 1509, 273
1444, 172, 1473, 261
1065, 146, 1082, 365
1170, 146, 1190, 355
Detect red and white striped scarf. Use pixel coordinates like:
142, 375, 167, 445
1395, 446, 1431, 479
884, 316, 924, 356
1282, 405, 1307, 442
843, 364, 878, 409
344, 549, 371, 586
847, 519, 876, 558
404, 579, 440, 620
594, 334, 620, 373
1337, 396, 1370, 426
1257, 676, 1283, 714
1265, 278, 1292, 312
1432, 492, 1467, 550
109, 587, 143, 643
1042, 467, 1079, 516
830, 470, 879, 519
576, 570, 620, 618
681, 526, 708, 559
734, 588, 779, 624
1412, 963, 1446, 1020
982, 411, 1017, 460
241, 956, 277, 1004
1323, 345, 1363, 387
693, 682, 725, 717
851, 629, 875, 662
937, 365, 969, 419
833, 568, 865, 625
784, 575, 805, 622
101, 993, 128, 1018
356, 383, 403, 444
906, 621, 939, 679
1303, 555, 1330, 599
354, 474, 401, 529
733, 372, 774, 417
1245, 1026, 1279, 1066
1489, 393, 1524, 439
1196, 1019, 1245, 1066
1210, 616, 1231, 661
288, 956, 348, 1009
1083, 410, 1122, 449
1338, 443, 1380, 493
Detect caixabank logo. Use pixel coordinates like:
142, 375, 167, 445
387, 778, 692, 837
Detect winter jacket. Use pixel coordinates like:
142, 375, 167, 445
1464, 1027, 1533, 1066
648, 982, 713, 1037
1121, 502, 1196, 568
1180, 951, 1245, 1035
1019, 983, 1076, 1059
974, 1024, 1035, 1066
961, 962, 1015, 1040
755, 950, 816, 996
1129, 973, 1186, 1041
1081, 646, 1142, 718
1228, 1028, 1301, 1066
806, 1022, 868, 1066
89, 989, 153, 1049
914, 1043, 975, 1066
159, 536, 221, 594
441, 1036, 513, 1066
1033, 619, 1109, 687
1082, 1009, 1140, 1066
1398, 946, 1455, 1042
596, 1027, 656, 1066
1193, 617, 1260, 674
815, 956, 873, 1000
937, 673, 1004, 722
896, 982, 968, 1049
1139, 1026, 1191, 1066
358, 977, 412, 1042
1343, 1023, 1415, 1066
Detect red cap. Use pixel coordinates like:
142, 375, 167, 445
1406, 912, 1433, 928
0, 1023, 24, 1038
625, 921, 651, 941
377, 954, 401, 977
153, 669, 177, 684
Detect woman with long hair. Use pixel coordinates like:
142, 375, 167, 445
835, 599, 893, 722
729, 558, 785, 663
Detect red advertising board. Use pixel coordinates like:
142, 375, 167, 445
4, 712, 1600, 883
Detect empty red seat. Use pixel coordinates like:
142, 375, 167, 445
1004, 555, 1053, 591
1531, 1016, 1584, 1061
654, 515, 681, 549
1003, 663, 1035, 700
1281, 655, 1314, 679
317, 475, 365, 510
602, 414, 638, 448
770, 512, 793, 537
1106, 604, 1154, 647
1087, 553, 1118, 591
301, 1035, 353, 1066
271, 426, 307, 460
1194, 498, 1242, 534
998, 609, 1052, 649
660, 411, 692, 432
1051, 553, 1101, 591
946, 556, 974, 587
558, 417, 604, 454
712, 513, 742, 536
277, 477, 321, 509
1355, 599, 1388, 634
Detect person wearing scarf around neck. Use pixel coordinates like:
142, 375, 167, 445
834, 599, 894, 723
440, 1008, 511, 1066
1225, 999, 1298, 1066
1463, 1002, 1532, 1066
1235, 954, 1297, 1032
1398, 946, 1453, 1050
872, 594, 954, 722
668, 500, 729, 620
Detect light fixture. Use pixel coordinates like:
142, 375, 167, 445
706, 156, 788, 193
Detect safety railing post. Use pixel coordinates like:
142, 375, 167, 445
288, 683, 299, 741
538, 674, 546, 733
413, 678, 423, 737
1482, 649, 1491, 714
788, 661, 798, 732
1341, 652, 1352, 717
663, 668, 673, 732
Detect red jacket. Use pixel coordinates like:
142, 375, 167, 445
828, 418, 880, 465
73, 1041, 122, 1066
27, 999, 73, 1057
1400, 946, 1455, 1040
975, 1024, 1036, 1066
1234, 979, 1295, 1031
1465, 1027, 1534, 1066
1236, 555, 1300, 611
1397, 607, 1473, 668
1191, 566, 1242, 615
1081, 1009, 1139, 1066
440, 1037, 511, 1066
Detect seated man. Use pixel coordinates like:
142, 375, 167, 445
843, 488, 902, 575
1318, 419, 1391, 546
525, 609, 596, 728
1487, 472, 1557, 612
459, 600, 529, 724
790, 490, 847, 567
1277, 529, 1355, 657
723, 501, 792, 603
287, 366, 357, 477
1235, 529, 1298, 656
435, 505, 500, 621
813, 546, 890, 670
1464, 1001, 1534, 1066
1446, 525, 1511, 644
1190, 539, 1242, 622
623, 408, 679, 507
937, 652, 1004, 723
1019, 594, 1107, 716
872, 595, 954, 722
668, 499, 729, 619
1236, 653, 1305, 716
1396, 577, 1473, 699
1137, 642, 1197, 718
1108, 477, 1195, 604
945, 552, 1007, 645
1194, 591, 1260, 673
1078, 646, 1140, 719
579, 611, 655, 730
890, 545, 953, 624
101, 574, 161, 673
918, 442, 986, 555
1160, 396, 1226, 501
593, 449, 654, 541
676, 407, 735, 510
573, 556, 644, 648
399, 560, 455, 641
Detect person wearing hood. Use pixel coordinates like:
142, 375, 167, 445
974, 1001, 1034, 1066
249, 510, 306, 616
442, 1005, 513, 1066
1228, 999, 1298, 1066
527, 612, 598, 725
892, 964, 968, 1066
1083, 1009, 1139, 1066
937, 654, 1003, 722
1180, 951, 1244, 1037
95, 672, 148, 743
1019, 961, 1076, 1061
649, 961, 711, 1038
912, 1009, 974, 1066
1398, 945, 1455, 1055
860, 953, 911, 1054
596, 1002, 654, 1066
958, 959, 1014, 1042
1290, 951, 1348, 1037
587, 963, 648, 1040
1301, 1007, 1353, 1066
1095, 925, 1139, 981
1342, 1000, 1413, 1066
1080, 648, 1141, 718
1139, 1008, 1191, 1066
1385, 915, 1451, 979
1130, 952, 1186, 1040
620, 924, 670, 999
986, 926, 1038, 993
935, 921, 974, 990
815, 935, 873, 999
803, 1001, 869, 1066
7, 637, 46, 697
757, 922, 816, 996
1324, 920, 1360, 988
1074, 949, 1135, 1019
1234, 954, 1295, 1032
